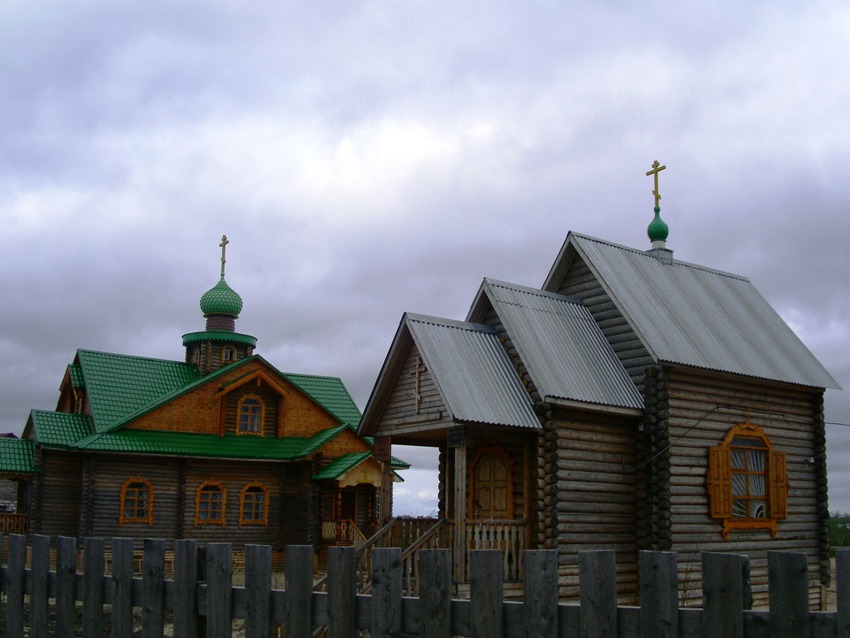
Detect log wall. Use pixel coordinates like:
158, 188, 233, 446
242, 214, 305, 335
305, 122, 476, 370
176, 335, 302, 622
31, 450, 82, 539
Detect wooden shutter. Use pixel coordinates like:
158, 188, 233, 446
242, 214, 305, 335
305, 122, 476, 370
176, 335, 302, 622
707, 446, 733, 518
768, 449, 788, 519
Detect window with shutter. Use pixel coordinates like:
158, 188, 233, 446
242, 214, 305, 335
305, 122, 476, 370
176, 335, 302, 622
706, 422, 787, 538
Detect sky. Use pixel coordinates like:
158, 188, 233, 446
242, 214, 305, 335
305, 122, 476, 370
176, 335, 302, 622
2, 1, 849, 516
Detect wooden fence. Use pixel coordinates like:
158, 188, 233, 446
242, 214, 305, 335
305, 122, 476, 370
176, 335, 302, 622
2, 533, 850, 637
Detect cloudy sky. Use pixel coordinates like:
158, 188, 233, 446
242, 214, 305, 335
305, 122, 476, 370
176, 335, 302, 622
2, 2, 849, 516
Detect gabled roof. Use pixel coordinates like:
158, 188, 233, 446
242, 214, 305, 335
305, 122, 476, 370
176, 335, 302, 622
283, 373, 362, 426
75, 350, 201, 432
0, 438, 37, 474
28, 410, 94, 447
544, 233, 839, 390
312, 451, 372, 480
403, 313, 540, 429
468, 279, 644, 410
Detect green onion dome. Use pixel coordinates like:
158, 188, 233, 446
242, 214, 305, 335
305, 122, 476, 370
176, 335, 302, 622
648, 206, 669, 243
199, 276, 243, 317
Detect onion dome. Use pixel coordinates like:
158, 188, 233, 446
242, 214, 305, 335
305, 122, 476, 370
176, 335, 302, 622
647, 206, 669, 244
200, 276, 243, 317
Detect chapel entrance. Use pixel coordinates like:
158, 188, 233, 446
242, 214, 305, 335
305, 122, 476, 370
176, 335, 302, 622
472, 447, 512, 519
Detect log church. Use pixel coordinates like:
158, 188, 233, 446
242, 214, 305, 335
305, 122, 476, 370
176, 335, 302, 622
0, 237, 404, 555
359, 162, 839, 605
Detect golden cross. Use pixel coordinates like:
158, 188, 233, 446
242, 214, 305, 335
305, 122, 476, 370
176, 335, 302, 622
219, 235, 229, 277
646, 160, 667, 208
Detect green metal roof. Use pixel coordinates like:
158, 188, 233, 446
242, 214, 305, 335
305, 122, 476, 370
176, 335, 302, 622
181, 331, 257, 346
72, 424, 351, 460
77, 350, 201, 433
68, 364, 84, 388
284, 373, 362, 426
29, 410, 94, 447
312, 451, 372, 480
0, 438, 37, 474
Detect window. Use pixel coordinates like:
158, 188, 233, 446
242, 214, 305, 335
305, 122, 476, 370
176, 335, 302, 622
119, 477, 154, 526
238, 395, 264, 434
195, 481, 227, 527
222, 347, 235, 363
239, 483, 269, 526
707, 422, 787, 538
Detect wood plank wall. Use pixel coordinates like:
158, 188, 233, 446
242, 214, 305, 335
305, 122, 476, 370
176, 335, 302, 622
31, 451, 83, 538
656, 366, 828, 607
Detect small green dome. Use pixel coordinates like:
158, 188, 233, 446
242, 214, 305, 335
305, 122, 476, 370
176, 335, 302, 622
200, 276, 243, 316
648, 206, 669, 243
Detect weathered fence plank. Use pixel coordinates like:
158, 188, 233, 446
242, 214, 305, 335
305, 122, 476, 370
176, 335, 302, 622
6, 534, 25, 637
524, 549, 558, 638
83, 537, 105, 638
579, 549, 617, 638
173, 538, 199, 638
372, 547, 403, 637
30, 534, 51, 638
328, 545, 357, 638
112, 537, 135, 638
206, 542, 234, 638
703, 552, 745, 638
245, 543, 271, 638
768, 550, 809, 638
56, 535, 77, 638
639, 550, 678, 638
419, 548, 453, 637
284, 545, 314, 635
142, 538, 166, 638
839, 549, 850, 637
470, 549, 504, 638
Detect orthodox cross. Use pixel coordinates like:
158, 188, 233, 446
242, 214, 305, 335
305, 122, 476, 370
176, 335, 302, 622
646, 160, 667, 208
219, 235, 229, 277
414, 356, 426, 414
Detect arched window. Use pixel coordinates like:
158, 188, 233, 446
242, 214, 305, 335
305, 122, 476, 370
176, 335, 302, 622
707, 422, 788, 538
238, 395, 264, 434
119, 477, 154, 526
195, 481, 227, 527
239, 483, 269, 526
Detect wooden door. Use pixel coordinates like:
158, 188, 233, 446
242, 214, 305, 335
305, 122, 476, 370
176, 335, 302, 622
473, 452, 511, 519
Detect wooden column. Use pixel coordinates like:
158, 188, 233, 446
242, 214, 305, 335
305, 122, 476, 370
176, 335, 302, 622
452, 436, 467, 583
374, 436, 394, 524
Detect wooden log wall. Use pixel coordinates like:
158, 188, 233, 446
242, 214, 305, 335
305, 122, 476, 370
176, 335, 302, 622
542, 408, 640, 602
31, 450, 82, 539
658, 366, 828, 607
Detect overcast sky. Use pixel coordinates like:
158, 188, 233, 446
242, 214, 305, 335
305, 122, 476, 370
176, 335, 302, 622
2, 2, 849, 516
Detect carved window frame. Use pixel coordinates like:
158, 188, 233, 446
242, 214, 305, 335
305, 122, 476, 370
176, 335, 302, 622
119, 476, 154, 526
195, 480, 227, 527
237, 395, 265, 436
239, 482, 270, 527
707, 422, 788, 538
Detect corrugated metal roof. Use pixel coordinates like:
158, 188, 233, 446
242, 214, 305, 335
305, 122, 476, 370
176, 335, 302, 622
569, 234, 839, 389
406, 314, 541, 429
482, 279, 644, 409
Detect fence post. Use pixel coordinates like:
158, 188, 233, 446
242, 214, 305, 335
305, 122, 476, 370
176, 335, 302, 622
837, 548, 850, 637
83, 537, 105, 638
372, 547, 403, 637
580, 549, 617, 638
112, 537, 135, 638
768, 551, 810, 638
30, 534, 51, 638
142, 538, 166, 638
419, 548, 452, 638
56, 536, 78, 637
284, 545, 314, 636
639, 550, 678, 638
702, 552, 744, 638
206, 542, 234, 638
525, 549, 558, 638
470, 549, 503, 638
245, 543, 272, 638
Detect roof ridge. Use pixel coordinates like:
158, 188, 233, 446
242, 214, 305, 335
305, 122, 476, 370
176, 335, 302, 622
406, 312, 495, 333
